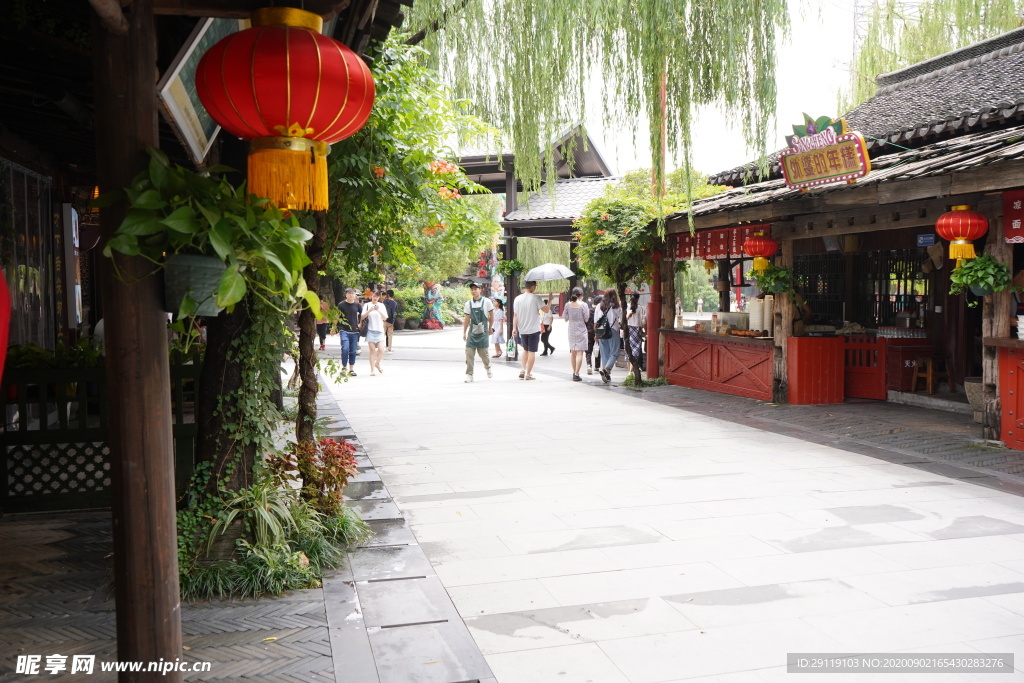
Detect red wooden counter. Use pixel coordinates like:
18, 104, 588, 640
662, 329, 773, 401
984, 337, 1024, 450
788, 337, 843, 404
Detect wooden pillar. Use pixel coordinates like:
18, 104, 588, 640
717, 259, 730, 312
506, 235, 519, 360
646, 249, 663, 378
93, 1, 183, 678
983, 217, 1010, 439
773, 243, 794, 403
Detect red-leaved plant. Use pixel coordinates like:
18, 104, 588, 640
267, 438, 360, 515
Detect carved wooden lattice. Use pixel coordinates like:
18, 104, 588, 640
6, 442, 111, 498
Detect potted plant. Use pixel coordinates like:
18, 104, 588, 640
96, 147, 317, 319
496, 258, 525, 279
746, 263, 794, 295
949, 253, 1013, 303
405, 316, 421, 329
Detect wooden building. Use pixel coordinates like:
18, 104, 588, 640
0, 0, 407, 675
657, 28, 1024, 445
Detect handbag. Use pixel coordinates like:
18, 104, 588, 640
358, 317, 368, 337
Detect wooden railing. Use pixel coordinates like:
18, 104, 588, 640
0, 351, 201, 513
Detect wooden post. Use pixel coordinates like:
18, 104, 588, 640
646, 249, 662, 378
773, 243, 794, 403
983, 217, 1010, 439
92, 1, 184, 678
717, 259, 730, 312
506, 236, 519, 360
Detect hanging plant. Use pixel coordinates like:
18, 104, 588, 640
745, 263, 794, 296
95, 147, 318, 319
949, 253, 1013, 305
496, 258, 525, 276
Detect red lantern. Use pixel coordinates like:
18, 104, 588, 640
195, 7, 375, 211
935, 205, 989, 264
478, 269, 487, 277
743, 230, 779, 272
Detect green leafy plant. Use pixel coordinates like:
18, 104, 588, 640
621, 375, 670, 388
949, 253, 1014, 306
496, 258, 525, 276
96, 146, 319, 318
746, 264, 794, 296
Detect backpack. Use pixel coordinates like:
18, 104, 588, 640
594, 309, 613, 339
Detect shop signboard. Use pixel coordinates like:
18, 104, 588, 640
673, 225, 767, 261
1003, 188, 1024, 243
780, 114, 871, 190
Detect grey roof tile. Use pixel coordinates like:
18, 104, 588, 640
710, 28, 1024, 185
503, 176, 620, 221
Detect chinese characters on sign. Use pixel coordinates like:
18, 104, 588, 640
779, 115, 872, 190
1002, 188, 1024, 243
675, 225, 769, 260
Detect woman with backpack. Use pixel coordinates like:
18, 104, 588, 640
593, 288, 621, 384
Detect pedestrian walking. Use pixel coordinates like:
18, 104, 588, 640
315, 296, 332, 351
696, 296, 704, 313
626, 293, 646, 374
562, 286, 589, 381
584, 294, 601, 375
359, 292, 387, 376
539, 302, 555, 356
337, 288, 361, 376
594, 288, 621, 384
512, 280, 550, 381
382, 289, 398, 354
490, 298, 506, 357
463, 282, 494, 382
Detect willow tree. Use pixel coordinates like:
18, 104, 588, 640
840, 0, 1024, 110
408, 0, 787, 198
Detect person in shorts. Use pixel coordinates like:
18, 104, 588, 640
511, 280, 550, 380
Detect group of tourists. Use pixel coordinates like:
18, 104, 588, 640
462, 280, 645, 384
315, 288, 398, 377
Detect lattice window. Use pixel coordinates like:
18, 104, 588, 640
853, 249, 929, 327
6, 442, 111, 498
794, 253, 845, 326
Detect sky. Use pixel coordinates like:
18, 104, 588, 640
589, 2, 859, 177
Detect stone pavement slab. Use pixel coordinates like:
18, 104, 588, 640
331, 325, 1024, 682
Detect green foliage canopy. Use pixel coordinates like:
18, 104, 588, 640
574, 197, 660, 288
408, 0, 788, 194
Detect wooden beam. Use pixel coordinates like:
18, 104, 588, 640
951, 159, 1024, 196
92, 1, 183, 678
153, 0, 350, 18
88, 0, 130, 35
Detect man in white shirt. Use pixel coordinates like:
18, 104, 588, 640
512, 280, 551, 380
462, 282, 495, 382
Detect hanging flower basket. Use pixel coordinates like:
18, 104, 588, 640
163, 254, 227, 317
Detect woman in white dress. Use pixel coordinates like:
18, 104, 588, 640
491, 298, 506, 357
359, 292, 387, 376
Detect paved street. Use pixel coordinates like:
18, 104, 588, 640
330, 323, 1024, 682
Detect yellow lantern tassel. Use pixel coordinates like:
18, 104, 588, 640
752, 256, 769, 272
248, 138, 329, 211
949, 240, 976, 263
704, 260, 716, 273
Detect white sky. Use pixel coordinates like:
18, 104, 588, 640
589, 2, 858, 177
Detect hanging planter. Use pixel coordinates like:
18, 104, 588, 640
163, 254, 228, 317
949, 253, 1012, 306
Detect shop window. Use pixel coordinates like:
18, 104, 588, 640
852, 248, 928, 327
794, 253, 845, 326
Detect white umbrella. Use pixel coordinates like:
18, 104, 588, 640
523, 263, 574, 281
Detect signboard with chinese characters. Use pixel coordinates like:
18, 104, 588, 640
1003, 189, 1024, 243
674, 225, 767, 260
779, 115, 871, 190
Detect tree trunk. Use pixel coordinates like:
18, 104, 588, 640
296, 211, 329, 444
197, 297, 256, 495
618, 282, 641, 386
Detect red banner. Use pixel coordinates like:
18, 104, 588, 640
673, 224, 769, 260
1004, 189, 1024, 244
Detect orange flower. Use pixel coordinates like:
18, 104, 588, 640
601, 213, 611, 220
596, 229, 606, 236
372, 166, 386, 178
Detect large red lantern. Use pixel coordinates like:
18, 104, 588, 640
195, 8, 375, 211
743, 230, 779, 272
936, 205, 989, 265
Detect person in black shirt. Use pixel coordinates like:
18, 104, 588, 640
337, 288, 362, 375
383, 289, 398, 354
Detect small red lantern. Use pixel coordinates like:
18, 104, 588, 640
743, 231, 779, 272
478, 269, 487, 277
935, 205, 989, 264
196, 8, 375, 211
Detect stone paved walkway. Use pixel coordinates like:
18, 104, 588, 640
332, 324, 1024, 682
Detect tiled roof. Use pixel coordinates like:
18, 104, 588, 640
710, 28, 1024, 186
671, 122, 1024, 222
503, 176, 620, 221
